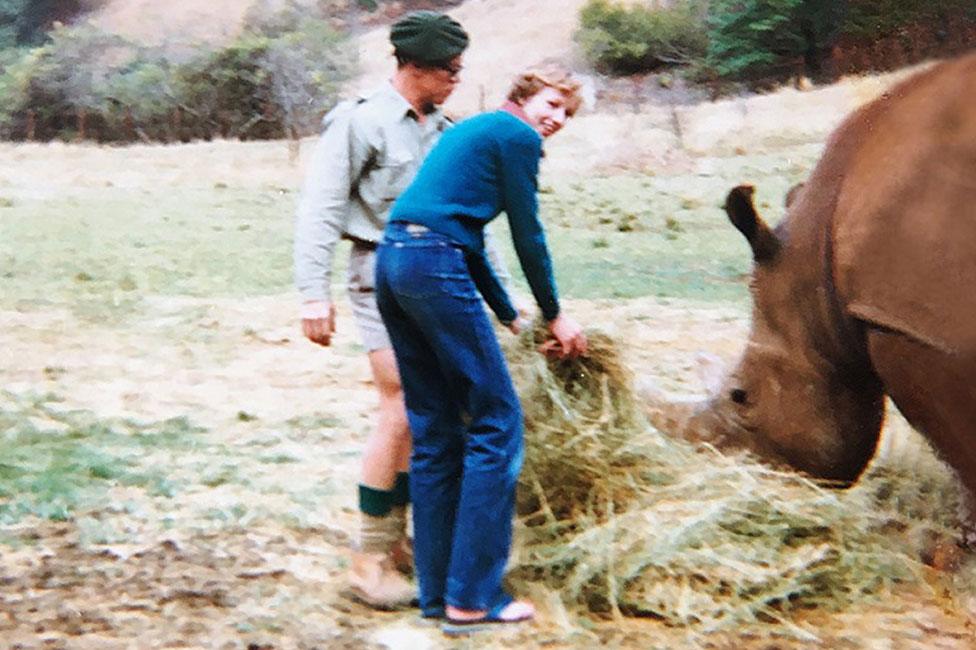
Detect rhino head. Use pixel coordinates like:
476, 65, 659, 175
645, 185, 885, 483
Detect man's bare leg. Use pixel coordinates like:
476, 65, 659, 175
362, 347, 413, 571
348, 348, 415, 608
360, 348, 411, 488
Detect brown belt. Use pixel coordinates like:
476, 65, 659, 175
342, 234, 378, 251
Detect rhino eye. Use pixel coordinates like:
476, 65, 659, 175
729, 388, 748, 404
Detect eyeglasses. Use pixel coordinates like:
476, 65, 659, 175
424, 61, 463, 78
439, 62, 463, 76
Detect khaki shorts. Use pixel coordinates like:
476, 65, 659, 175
347, 243, 391, 352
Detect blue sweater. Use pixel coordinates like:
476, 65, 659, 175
388, 110, 560, 323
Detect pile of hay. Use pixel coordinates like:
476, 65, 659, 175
503, 328, 964, 635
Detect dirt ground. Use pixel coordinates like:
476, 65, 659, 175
2, 293, 975, 649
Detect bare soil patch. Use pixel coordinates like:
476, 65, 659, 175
2, 294, 975, 648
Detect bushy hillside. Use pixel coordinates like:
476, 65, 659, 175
89, 0, 258, 45
88, 0, 589, 115
352, 0, 592, 114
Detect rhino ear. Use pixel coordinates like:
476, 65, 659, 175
724, 185, 780, 263
784, 182, 805, 208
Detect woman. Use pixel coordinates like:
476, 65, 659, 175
375, 64, 588, 630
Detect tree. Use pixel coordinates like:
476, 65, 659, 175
576, 0, 709, 75
106, 50, 179, 142
27, 23, 129, 139
257, 17, 356, 156
706, 0, 848, 82
0, 0, 97, 49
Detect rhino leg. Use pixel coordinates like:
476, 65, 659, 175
867, 329, 976, 519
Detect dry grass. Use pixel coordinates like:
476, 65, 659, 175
505, 327, 968, 639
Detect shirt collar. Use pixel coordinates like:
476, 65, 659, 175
382, 80, 443, 122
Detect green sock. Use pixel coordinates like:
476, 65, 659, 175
392, 472, 410, 507
359, 484, 393, 517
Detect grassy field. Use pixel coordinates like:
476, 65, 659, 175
0, 140, 820, 319
1, 151, 776, 531
1, 120, 973, 647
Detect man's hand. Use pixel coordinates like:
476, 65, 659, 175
301, 301, 336, 347
540, 314, 588, 359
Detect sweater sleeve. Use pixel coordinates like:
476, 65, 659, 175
483, 227, 513, 291
466, 249, 518, 324
498, 129, 560, 321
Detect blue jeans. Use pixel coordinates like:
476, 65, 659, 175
375, 223, 524, 616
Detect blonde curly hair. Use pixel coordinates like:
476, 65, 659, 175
507, 62, 583, 117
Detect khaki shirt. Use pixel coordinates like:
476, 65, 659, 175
294, 82, 510, 304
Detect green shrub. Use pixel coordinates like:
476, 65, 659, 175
705, 0, 847, 82
575, 0, 709, 75
103, 54, 180, 142
0, 4, 356, 142
0, 0, 89, 49
706, 0, 802, 80
175, 34, 276, 140
842, 0, 976, 40
0, 24, 135, 140
704, 0, 974, 83
256, 17, 357, 139
176, 18, 354, 141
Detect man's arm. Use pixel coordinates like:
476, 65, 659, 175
293, 103, 367, 346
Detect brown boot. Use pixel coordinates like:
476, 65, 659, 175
390, 535, 414, 576
349, 512, 417, 609
388, 506, 414, 576
348, 550, 417, 610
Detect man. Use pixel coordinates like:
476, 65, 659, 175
294, 11, 484, 609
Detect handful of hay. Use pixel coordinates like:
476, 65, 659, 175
503, 327, 964, 635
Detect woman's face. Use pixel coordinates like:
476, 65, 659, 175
521, 86, 570, 138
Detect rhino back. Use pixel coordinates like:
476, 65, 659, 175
827, 52, 976, 356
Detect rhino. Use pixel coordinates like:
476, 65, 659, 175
645, 51, 976, 504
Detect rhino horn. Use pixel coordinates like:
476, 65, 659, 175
636, 375, 717, 444
724, 185, 781, 263
694, 351, 727, 396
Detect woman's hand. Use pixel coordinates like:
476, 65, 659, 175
540, 314, 588, 358
506, 315, 530, 335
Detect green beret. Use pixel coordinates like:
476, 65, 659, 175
390, 11, 469, 65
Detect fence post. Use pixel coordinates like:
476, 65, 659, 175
125, 106, 136, 141
77, 107, 87, 141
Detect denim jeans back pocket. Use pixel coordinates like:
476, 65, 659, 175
387, 241, 478, 301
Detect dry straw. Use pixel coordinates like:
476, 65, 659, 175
503, 327, 965, 637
